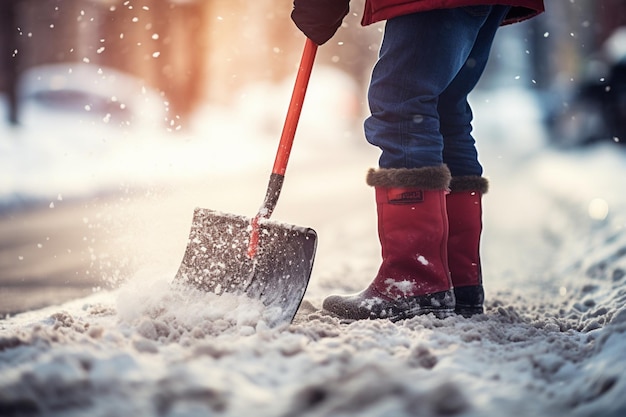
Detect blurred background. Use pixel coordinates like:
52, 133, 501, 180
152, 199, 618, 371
1, 0, 626, 141
1, 0, 377, 128
1, 0, 626, 315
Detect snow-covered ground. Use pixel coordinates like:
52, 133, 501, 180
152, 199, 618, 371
1, 66, 626, 417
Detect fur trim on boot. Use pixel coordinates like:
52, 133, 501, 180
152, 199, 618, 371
366, 166, 451, 189
449, 176, 489, 194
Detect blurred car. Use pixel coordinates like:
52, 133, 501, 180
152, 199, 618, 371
17, 63, 168, 129
546, 59, 626, 147
546, 29, 626, 148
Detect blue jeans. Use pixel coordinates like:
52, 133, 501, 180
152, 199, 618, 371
364, 6, 511, 176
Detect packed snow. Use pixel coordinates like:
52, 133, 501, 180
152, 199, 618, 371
1, 64, 626, 417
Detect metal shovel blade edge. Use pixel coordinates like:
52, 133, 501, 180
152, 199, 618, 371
173, 207, 317, 326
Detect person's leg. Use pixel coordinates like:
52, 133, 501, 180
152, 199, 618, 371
439, 5, 511, 177
324, 8, 501, 320
438, 6, 510, 316
364, 7, 501, 169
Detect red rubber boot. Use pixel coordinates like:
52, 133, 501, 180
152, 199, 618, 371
323, 166, 455, 321
447, 176, 488, 316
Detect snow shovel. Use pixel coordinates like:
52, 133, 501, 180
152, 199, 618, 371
174, 38, 319, 326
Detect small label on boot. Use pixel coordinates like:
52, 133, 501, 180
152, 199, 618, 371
387, 188, 424, 204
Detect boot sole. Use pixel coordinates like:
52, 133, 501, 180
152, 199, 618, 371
388, 306, 455, 322
455, 305, 484, 318
323, 290, 456, 321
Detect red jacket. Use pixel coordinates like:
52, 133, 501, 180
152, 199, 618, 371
362, 0, 545, 26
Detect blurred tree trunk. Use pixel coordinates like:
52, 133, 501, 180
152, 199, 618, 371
0, 0, 20, 125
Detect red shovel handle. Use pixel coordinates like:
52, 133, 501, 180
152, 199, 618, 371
248, 38, 318, 259
273, 38, 318, 176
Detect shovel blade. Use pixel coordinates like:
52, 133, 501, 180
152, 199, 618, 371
174, 208, 317, 326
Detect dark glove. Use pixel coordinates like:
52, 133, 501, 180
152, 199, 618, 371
291, 0, 350, 45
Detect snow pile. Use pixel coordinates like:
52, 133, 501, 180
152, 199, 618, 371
1, 227, 625, 417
